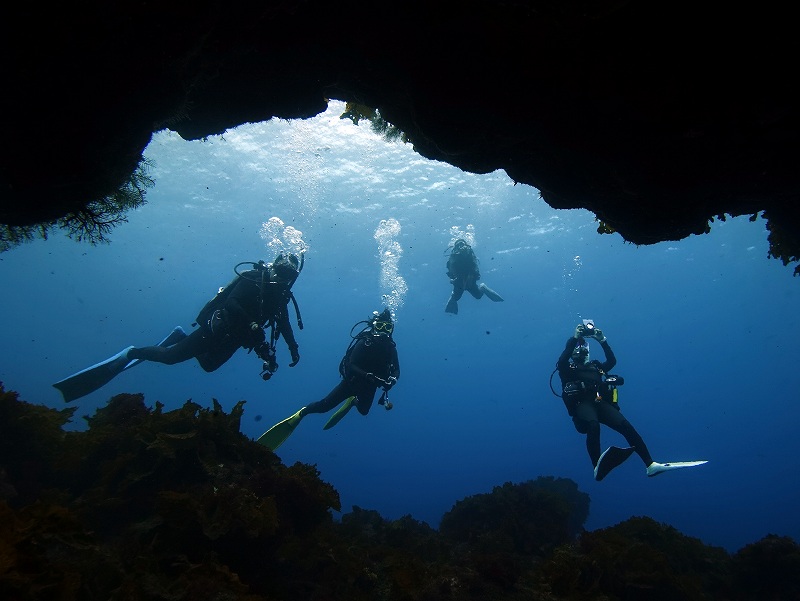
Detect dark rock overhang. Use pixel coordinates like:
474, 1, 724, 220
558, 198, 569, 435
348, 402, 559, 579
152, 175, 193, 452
3, 1, 798, 271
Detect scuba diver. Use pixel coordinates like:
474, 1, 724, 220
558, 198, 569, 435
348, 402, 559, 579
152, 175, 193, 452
444, 238, 504, 314
257, 308, 400, 451
53, 253, 304, 402
552, 321, 707, 481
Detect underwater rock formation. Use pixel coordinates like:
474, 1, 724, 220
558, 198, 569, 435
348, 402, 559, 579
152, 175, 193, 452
3, 2, 799, 272
2, 384, 799, 600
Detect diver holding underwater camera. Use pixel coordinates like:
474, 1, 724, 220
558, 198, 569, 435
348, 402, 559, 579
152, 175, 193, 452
552, 319, 707, 481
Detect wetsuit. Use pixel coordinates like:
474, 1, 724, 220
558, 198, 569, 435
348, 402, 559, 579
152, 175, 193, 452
304, 334, 399, 416
556, 336, 653, 468
446, 243, 484, 303
128, 267, 298, 372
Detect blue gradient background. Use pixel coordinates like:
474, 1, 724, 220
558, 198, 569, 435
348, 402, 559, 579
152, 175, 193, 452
2, 101, 798, 553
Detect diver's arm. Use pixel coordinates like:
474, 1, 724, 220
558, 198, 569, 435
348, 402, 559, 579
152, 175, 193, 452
556, 337, 575, 370
344, 348, 382, 384
224, 297, 251, 325
275, 306, 298, 350
392, 347, 400, 379
389, 347, 400, 381
346, 362, 374, 383
599, 339, 617, 372
468, 250, 480, 279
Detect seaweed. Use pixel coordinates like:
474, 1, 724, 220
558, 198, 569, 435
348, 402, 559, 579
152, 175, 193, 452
1, 383, 798, 600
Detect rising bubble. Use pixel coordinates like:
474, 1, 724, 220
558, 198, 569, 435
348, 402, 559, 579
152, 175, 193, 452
374, 218, 407, 318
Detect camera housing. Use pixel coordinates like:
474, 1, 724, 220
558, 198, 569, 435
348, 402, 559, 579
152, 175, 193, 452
256, 343, 278, 381
581, 319, 595, 336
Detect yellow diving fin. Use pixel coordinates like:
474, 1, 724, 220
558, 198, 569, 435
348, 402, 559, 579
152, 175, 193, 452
323, 397, 355, 430
256, 408, 305, 451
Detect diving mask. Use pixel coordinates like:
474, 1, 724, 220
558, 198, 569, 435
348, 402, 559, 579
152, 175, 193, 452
572, 339, 590, 364
373, 321, 394, 334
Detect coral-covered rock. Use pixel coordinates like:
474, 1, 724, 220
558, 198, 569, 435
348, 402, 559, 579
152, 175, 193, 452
4, 385, 797, 600
440, 476, 589, 556
733, 534, 800, 600
539, 515, 733, 601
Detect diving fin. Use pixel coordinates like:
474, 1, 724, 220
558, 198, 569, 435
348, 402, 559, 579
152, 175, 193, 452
647, 460, 708, 477
594, 446, 636, 481
479, 283, 504, 302
53, 346, 134, 403
445, 298, 458, 314
52, 326, 187, 403
256, 408, 306, 451
323, 397, 355, 430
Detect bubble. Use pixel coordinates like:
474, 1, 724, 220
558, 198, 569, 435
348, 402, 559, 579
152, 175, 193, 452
259, 216, 310, 257
561, 252, 584, 310
374, 218, 407, 317
448, 223, 476, 248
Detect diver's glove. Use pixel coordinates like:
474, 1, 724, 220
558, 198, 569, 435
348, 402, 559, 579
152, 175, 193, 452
289, 345, 300, 367
593, 328, 606, 343
573, 324, 585, 339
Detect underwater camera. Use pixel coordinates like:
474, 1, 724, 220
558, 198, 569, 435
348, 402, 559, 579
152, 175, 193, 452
256, 343, 278, 381
582, 319, 596, 335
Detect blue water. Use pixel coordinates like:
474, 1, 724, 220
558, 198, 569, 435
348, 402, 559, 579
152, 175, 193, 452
2, 100, 798, 553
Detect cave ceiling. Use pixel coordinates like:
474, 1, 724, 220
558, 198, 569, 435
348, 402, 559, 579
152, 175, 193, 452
3, 1, 798, 272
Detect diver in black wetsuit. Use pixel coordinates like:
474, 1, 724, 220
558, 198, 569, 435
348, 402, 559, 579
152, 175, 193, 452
256, 308, 400, 450
301, 308, 400, 418
556, 322, 656, 480
444, 238, 503, 314
127, 253, 302, 376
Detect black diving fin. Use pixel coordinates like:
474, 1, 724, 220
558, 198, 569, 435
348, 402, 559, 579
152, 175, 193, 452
53, 326, 187, 402
594, 446, 636, 481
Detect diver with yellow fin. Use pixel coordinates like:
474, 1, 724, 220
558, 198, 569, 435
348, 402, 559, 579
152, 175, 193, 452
551, 320, 707, 481
257, 308, 400, 451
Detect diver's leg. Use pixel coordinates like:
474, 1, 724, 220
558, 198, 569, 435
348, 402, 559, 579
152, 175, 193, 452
195, 337, 239, 372
445, 284, 465, 313
466, 279, 484, 299
127, 328, 208, 365
599, 404, 654, 466
572, 402, 602, 468
353, 384, 378, 415
303, 381, 353, 415
478, 282, 504, 302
